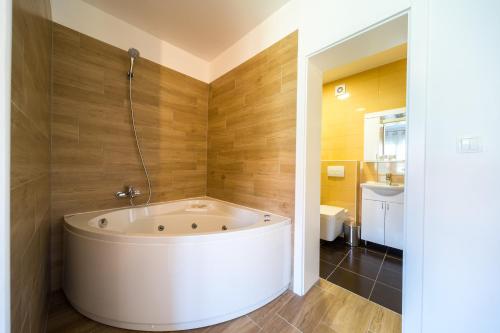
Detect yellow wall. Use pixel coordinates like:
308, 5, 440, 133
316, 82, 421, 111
321, 161, 359, 219
321, 59, 407, 221
321, 59, 407, 161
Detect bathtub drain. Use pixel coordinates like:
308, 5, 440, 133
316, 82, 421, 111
98, 218, 108, 228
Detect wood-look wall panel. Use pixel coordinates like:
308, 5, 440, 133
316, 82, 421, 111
10, 0, 52, 331
50, 24, 209, 290
207, 32, 298, 218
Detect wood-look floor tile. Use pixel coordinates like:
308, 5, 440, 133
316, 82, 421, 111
312, 323, 339, 333
368, 305, 402, 333
278, 286, 333, 333
318, 282, 379, 333
46, 284, 403, 333
203, 315, 260, 333
261, 314, 301, 333
247, 290, 294, 327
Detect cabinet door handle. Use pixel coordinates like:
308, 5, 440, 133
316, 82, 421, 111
381, 202, 384, 210
387, 203, 390, 211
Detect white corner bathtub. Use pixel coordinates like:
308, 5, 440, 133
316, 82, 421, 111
63, 197, 292, 331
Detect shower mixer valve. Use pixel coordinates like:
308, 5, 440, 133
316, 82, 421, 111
115, 185, 142, 199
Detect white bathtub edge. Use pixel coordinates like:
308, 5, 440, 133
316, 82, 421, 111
67, 286, 290, 331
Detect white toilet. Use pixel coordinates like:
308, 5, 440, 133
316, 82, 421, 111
320, 205, 347, 241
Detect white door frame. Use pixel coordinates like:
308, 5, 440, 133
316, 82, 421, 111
0, 0, 12, 332
293, 4, 428, 333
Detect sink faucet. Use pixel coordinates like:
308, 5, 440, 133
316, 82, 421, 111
385, 173, 393, 185
115, 185, 141, 200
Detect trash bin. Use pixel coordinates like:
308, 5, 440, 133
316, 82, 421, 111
343, 220, 360, 247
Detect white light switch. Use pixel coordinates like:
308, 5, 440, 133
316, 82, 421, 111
457, 136, 482, 153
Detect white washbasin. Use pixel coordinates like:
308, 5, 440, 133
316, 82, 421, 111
360, 182, 404, 194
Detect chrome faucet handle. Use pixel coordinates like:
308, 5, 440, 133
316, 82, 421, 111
385, 173, 393, 185
115, 191, 128, 198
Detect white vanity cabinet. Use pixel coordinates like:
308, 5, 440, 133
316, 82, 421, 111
360, 184, 404, 250
360, 199, 386, 245
384, 201, 404, 249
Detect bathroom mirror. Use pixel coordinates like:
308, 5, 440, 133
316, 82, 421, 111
364, 108, 406, 162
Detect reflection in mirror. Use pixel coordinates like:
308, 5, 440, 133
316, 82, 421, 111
382, 115, 406, 161
363, 108, 406, 163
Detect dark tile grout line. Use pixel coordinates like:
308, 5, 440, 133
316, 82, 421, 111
329, 264, 402, 292
322, 245, 385, 282
368, 248, 388, 299
321, 241, 389, 257
371, 248, 404, 292
321, 243, 403, 288
386, 253, 403, 261
321, 243, 403, 313
317, 277, 403, 319
324, 248, 352, 281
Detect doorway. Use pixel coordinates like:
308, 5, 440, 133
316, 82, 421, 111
292, 13, 423, 319
319, 48, 407, 313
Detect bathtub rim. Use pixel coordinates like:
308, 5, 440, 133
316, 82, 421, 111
63, 196, 292, 243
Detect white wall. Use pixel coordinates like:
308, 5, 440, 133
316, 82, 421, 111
294, 58, 323, 295
51, 0, 210, 82
298, 0, 410, 56
421, 0, 500, 332
209, 0, 298, 81
293, 0, 411, 295
0, 0, 11, 332
296, 0, 500, 332
51, 0, 299, 83
294, 11, 409, 296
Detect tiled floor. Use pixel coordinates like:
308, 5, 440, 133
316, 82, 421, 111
47, 279, 401, 333
320, 238, 403, 313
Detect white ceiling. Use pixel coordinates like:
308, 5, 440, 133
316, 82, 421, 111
83, 0, 291, 61
323, 44, 407, 83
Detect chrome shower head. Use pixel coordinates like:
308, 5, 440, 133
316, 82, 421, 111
128, 48, 140, 59
127, 48, 140, 79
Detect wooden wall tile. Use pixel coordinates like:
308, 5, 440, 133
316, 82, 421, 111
207, 32, 297, 218
10, 0, 52, 331
49, 26, 297, 294
50, 24, 209, 290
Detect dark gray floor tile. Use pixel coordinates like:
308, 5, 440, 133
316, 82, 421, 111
360, 241, 388, 255
377, 268, 402, 290
327, 267, 374, 298
386, 247, 403, 259
370, 283, 402, 314
320, 260, 336, 279
348, 247, 385, 266
339, 254, 382, 280
320, 239, 350, 265
382, 256, 402, 273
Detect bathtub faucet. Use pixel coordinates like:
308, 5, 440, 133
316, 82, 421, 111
115, 185, 141, 199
